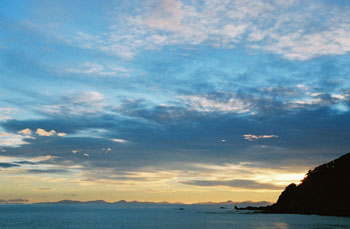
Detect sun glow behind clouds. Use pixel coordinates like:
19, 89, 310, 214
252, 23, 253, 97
188, 162, 306, 187
0, 154, 308, 203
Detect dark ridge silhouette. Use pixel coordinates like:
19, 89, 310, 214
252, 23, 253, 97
195, 200, 271, 206
35, 199, 269, 206
237, 152, 350, 216
38, 200, 109, 204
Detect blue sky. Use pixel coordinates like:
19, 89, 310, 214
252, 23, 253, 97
0, 0, 350, 203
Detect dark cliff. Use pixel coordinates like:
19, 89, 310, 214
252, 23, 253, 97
266, 153, 350, 216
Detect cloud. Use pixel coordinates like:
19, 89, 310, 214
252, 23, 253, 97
102, 147, 112, 152
0, 155, 57, 166
243, 134, 279, 141
0, 162, 20, 168
0, 155, 61, 173
66, 62, 129, 77
0, 107, 17, 121
1, 88, 350, 183
18, 128, 32, 135
42, 91, 105, 116
181, 179, 283, 190
111, 138, 129, 143
26, 169, 69, 174
0, 133, 34, 147
0, 199, 29, 204
32, 187, 56, 191
258, 27, 350, 61
13, 160, 37, 165
180, 94, 251, 114
36, 128, 56, 136
142, 0, 185, 32
63, 193, 77, 197
63, 0, 350, 60
72, 149, 81, 154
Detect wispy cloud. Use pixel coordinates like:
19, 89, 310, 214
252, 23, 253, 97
0, 107, 18, 121
0, 155, 60, 172
0, 162, 20, 168
0, 132, 34, 147
66, 62, 130, 77
181, 179, 283, 190
32, 187, 56, 191
111, 138, 129, 143
42, 91, 105, 116
64, 0, 350, 60
257, 27, 350, 60
243, 134, 278, 141
180, 94, 251, 114
26, 169, 69, 174
0, 199, 29, 204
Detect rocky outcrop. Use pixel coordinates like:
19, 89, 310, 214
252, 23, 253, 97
265, 153, 350, 216
236, 153, 350, 216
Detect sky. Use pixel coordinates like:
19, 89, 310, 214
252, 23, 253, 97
0, 0, 350, 204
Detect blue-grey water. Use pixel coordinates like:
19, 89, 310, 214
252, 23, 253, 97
1, 204, 350, 228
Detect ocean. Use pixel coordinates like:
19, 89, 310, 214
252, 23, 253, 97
0, 204, 349, 228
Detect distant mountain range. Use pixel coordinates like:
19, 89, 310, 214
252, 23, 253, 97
237, 152, 350, 217
37, 199, 270, 207
194, 200, 271, 207
37, 200, 182, 205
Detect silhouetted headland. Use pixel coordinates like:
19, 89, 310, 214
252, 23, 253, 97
236, 152, 350, 216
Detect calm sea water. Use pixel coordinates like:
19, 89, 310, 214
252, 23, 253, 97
0, 204, 350, 228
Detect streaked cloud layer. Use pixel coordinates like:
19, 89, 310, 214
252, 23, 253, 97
0, 0, 349, 203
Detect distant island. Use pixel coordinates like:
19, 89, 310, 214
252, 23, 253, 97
37, 200, 181, 205
36, 199, 270, 207
237, 152, 350, 217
